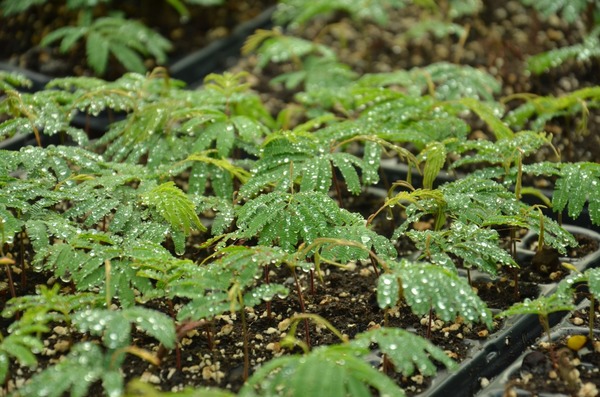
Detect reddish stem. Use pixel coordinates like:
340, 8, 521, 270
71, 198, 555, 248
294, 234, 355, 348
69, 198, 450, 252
292, 268, 311, 349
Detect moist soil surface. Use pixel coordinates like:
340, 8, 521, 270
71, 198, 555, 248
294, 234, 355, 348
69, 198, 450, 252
2, 0, 600, 396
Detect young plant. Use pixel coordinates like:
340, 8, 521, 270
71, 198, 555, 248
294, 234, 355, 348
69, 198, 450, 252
497, 292, 576, 367
518, 0, 600, 72
239, 314, 455, 397
17, 305, 176, 397
556, 267, 600, 340
377, 259, 493, 331
0, 0, 225, 76
0, 283, 102, 384
273, 0, 407, 28
40, 12, 173, 76
504, 87, 600, 136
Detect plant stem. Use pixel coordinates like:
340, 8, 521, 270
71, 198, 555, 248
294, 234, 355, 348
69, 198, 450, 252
240, 306, 250, 381
589, 295, 595, 341
540, 314, 557, 368
19, 230, 26, 288
382, 309, 393, 374
264, 265, 271, 318
331, 163, 344, 207
292, 267, 311, 349
369, 255, 380, 277
4, 264, 16, 300
426, 305, 434, 340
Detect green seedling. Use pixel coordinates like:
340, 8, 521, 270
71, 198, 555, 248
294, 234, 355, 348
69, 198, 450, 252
556, 267, 600, 341
498, 293, 576, 367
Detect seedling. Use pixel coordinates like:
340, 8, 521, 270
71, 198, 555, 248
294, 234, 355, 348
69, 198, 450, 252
556, 267, 600, 341
498, 293, 576, 367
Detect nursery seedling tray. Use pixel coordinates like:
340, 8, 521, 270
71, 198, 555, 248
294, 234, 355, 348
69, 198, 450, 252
478, 298, 600, 397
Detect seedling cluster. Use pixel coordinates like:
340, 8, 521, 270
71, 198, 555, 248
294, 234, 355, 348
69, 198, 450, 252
1, 0, 600, 396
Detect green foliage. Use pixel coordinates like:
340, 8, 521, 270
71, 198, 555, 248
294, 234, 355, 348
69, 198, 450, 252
416, 62, 501, 102
73, 306, 176, 350
392, 176, 577, 254
233, 190, 364, 251
557, 267, 600, 302
0, 72, 32, 93
0, 88, 88, 145
172, 246, 291, 321
243, 29, 336, 69
0, 326, 45, 384
84, 70, 269, 178
2, 284, 101, 328
552, 162, 600, 225
141, 181, 206, 235
458, 97, 513, 140
239, 343, 406, 397
527, 26, 600, 74
378, 259, 493, 327
497, 292, 575, 319
41, 14, 172, 76
407, 221, 517, 275
353, 327, 457, 376
273, 0, 408, 27
450, 130, 553, 173
0, 145, 206, 302
240, 131, 386, 198
15, 342, 124, 397
347, 91, 470, 151
12, 306, 176, 396
518, 0, 594, 24
505, 86, 600, 133
2, 3, 600, 394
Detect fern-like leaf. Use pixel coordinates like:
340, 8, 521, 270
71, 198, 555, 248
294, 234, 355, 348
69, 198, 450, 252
519, 0, 591, 25
0, 71, 32, 93
459, 97, 513, 140
242, 29, 336, 68
74, 307, 176, 350
0, 332, 44, 384
527, 28, 600, 74
273, 0, 408, 27
419, 141, 447, 189
379, 259, 493, 327
235, 191, 362, 251
408, 221, 517, 275
497, 293, 575, 320
416, 62, 501, 102
240, 133, 377, 198
17, 342, 123, 397
141, 181, 206, 235
239, 344, 405, 397
553, 162, 600, 226
354, 327, 457, 376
